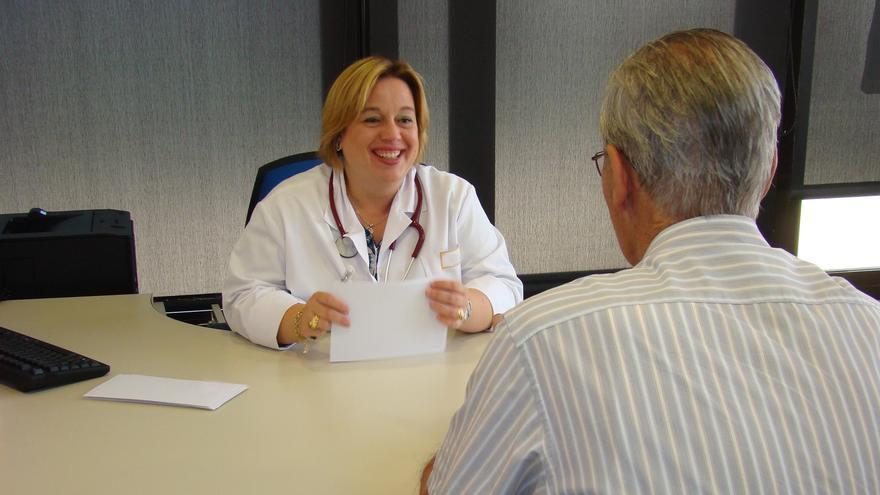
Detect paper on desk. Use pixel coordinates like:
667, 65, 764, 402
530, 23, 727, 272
84, 374, 247, 410
329, 279, 447, 362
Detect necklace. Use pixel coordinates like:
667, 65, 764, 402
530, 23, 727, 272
352, 206, 387, 236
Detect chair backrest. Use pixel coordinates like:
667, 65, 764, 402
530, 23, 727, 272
245, 151, 322, 225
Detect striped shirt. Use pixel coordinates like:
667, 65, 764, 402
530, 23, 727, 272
429, 215, 880, 494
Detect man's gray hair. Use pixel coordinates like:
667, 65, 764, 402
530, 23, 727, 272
599, 28, 782, 219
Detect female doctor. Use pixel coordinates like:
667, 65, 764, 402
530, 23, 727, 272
222, 56, 523, 350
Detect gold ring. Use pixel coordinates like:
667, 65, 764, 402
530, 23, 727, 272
456, 308, 466, 321
308, 314, 320, 330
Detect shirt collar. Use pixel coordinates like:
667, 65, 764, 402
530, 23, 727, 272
639, 215, 770, 265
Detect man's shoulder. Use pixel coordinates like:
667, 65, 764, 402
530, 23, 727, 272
500, 251, 880, 348
501, 268, 651, 345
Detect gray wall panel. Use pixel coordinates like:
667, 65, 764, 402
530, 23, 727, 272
399, 0, 449, 170
495, 0, 735, 274
0, 0, 321, 296
804, 0, 880, 185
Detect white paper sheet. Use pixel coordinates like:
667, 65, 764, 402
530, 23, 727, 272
84, 374, 247, 410
329, 279, 447, 362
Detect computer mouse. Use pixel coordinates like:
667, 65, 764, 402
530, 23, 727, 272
28, 207, 48, 218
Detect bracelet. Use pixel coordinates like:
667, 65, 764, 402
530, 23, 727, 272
291, 308, 310, 354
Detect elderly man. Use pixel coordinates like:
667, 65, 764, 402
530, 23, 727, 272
422, 28, 880, 494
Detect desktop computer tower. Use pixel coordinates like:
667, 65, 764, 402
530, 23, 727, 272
0, 209, 138, 300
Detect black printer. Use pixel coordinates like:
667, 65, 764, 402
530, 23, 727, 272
0, 209, 138, 300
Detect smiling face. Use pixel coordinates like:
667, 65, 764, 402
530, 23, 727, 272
338, 77, 419, 195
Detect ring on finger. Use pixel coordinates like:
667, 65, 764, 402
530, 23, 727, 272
308, 314, 320, 330
456, 308, 466, 321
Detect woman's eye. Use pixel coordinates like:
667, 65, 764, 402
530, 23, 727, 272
398, 116, 414, 125
363, 116, 380, 124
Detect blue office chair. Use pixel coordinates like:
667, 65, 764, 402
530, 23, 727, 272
245, 151, 323, 225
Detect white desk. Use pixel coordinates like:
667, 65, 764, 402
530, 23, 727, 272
0, 294, 490, 494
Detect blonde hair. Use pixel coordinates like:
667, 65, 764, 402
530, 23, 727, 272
318, 56, 429, 169
600, 29, 781, 219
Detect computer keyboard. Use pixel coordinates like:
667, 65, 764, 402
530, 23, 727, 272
0, 326, 110, 392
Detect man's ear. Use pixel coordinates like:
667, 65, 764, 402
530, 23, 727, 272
606, 144, 636, 210
761, 148, 778, 199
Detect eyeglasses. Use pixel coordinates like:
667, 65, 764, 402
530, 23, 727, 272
591, 150, 606, 176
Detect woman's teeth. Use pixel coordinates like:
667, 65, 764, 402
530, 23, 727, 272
375, 150, 401, 159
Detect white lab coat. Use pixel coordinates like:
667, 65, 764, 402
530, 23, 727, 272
222, 163, 523, 349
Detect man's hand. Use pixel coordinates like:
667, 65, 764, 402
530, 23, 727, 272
419, 455, 435, 495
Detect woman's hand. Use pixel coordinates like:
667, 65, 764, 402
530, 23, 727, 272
426, 281, 494, 333
278, 292, 350, 345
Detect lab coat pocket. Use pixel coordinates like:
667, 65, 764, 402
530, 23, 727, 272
435, 246, 462, 281
440, 246, 461, 269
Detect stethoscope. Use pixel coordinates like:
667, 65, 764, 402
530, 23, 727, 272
328, 169, 425, 281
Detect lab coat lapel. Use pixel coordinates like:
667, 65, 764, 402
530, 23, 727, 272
383, 167, 427, 249
322, 170, 370, 268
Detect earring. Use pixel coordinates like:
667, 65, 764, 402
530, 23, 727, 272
335, 138, 342, 152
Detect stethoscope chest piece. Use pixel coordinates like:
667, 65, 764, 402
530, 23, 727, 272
335, 235, 358, 259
